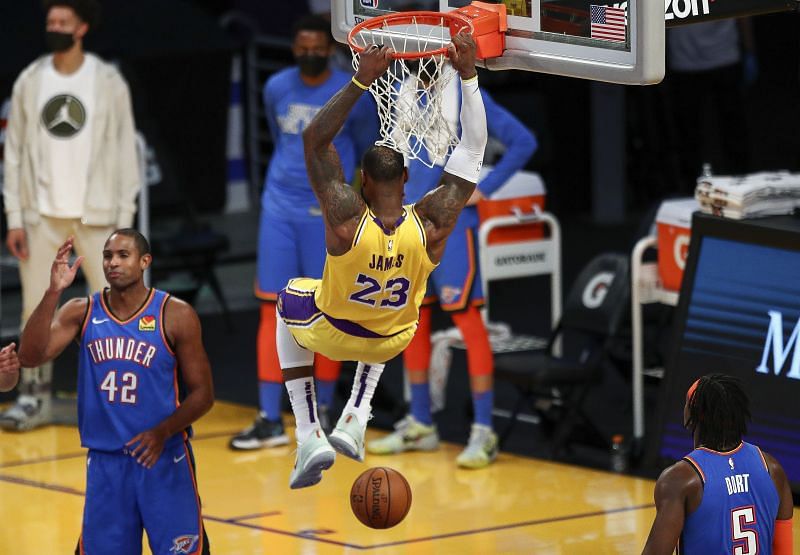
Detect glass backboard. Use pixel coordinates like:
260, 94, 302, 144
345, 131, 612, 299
331, 0, 664, 85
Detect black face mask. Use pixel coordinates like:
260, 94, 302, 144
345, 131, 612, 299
45, 31, 75, 53
296, 55, 328, 77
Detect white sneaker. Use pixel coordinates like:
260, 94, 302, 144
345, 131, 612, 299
289, 428, 336, 489
366, 414, 439, 455
456, 424, 498, 469
0, 395, 51, 431
328, 412, 368, 462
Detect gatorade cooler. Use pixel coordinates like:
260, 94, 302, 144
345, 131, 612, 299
655, 198, 699, 291
477, 167, 546, 244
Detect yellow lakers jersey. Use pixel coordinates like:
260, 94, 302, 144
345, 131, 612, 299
315, 204, 437, 336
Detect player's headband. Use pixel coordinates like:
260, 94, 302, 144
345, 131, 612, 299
686, 378, 700, 402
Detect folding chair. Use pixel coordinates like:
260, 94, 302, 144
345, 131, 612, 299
493, 252, 630, 458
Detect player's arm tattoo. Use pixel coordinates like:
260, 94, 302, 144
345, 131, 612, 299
303, 83, 367, 228
415, 171, 476, 235
305, 143, 364, 228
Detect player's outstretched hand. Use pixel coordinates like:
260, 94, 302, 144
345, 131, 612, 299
49, 236, 83, 294
126, 426, 169, 469
448, 31, 477, 80
354, 44, 394, 87
0, 343, 20, 393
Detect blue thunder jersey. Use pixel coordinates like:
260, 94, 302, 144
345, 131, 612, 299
680, 442, 779, 554
262, 67, 378, 220
78, 289, 187, 452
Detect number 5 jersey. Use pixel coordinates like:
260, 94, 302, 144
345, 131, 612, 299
680, 441, 779, 554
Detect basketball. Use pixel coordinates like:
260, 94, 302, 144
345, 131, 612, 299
350, 467, 412, 529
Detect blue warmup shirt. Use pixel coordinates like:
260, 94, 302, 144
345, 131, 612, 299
78, 289, 187, 452
262, 67, 378, 219
404, 87, 537, 208
680, 442, 779, 554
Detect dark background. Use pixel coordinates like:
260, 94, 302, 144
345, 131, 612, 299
1, 2, 798, 220
653, 215, 800, 493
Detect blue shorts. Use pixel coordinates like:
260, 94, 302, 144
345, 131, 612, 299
255, 211, 327, 300
78, 441, 209, 555
426, 207, 484, 312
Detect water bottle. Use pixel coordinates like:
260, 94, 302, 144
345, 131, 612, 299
610, 434, 628, 473
701, 162, 713, 178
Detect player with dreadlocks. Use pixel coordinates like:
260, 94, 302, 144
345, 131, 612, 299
643, 373, 794, 554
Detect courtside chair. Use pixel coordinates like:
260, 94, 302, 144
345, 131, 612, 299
493, 252, 630, 458
150, 220, 232, 329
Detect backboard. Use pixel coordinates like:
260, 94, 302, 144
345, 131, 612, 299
331, 1, 664, 85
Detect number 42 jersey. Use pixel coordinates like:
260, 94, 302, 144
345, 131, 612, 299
78, 289, 187, 452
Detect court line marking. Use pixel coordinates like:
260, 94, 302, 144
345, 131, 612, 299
200, 516, 361, 548
365, 503, 656, 549
0, 450, 86, 469
0, 428, 241, 469
227, 511, 282, 522
0, 474, 84, 496
0, 472, 364, 550
0, 471, 654, 550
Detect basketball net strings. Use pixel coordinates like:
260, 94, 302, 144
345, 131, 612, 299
351, 15, 460, 168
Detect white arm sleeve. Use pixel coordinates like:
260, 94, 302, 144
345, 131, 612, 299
443, 76, 488, 183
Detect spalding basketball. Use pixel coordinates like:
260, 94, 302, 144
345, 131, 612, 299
350, 467, 412, 529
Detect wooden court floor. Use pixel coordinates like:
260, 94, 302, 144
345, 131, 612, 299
1, 401, 797, 554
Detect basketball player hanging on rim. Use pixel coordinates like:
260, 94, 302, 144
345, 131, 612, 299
276, 32, 487, 489
643, 374, 793, 554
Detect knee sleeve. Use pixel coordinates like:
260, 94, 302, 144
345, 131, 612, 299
452, 306, 493, 377
275, 308, 314, 369
314, 354, 341, 381
257, 303, 282, 382
403, 306, 433, 372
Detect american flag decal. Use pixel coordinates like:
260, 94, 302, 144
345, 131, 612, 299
590, 5, 627, 43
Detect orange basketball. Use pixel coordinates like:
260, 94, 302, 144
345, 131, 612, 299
350, 467, 412, 529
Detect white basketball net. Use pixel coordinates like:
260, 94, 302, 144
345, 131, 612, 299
350, 15, 464, 168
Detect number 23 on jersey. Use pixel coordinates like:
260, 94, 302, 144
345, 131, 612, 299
348, 273, 411, 309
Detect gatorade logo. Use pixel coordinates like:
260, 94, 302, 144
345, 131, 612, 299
582, 272, 614, 309
674, 234, 690, 271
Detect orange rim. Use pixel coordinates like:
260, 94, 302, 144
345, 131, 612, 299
348, 10, 473, 60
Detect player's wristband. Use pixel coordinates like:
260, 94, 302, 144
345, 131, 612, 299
774, 518, 793, 555
351, 76, 369, 91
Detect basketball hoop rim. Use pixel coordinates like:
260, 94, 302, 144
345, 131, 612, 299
347, 10, 474, 60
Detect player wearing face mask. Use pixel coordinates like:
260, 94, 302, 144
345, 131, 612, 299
1, 0, 139, 431
229, 15, 380, 451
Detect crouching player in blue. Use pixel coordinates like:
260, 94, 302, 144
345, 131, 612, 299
18, 230, 214, 555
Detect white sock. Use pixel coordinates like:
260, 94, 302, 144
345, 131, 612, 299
344, 362, 385, 424
285, 376, 319, 443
